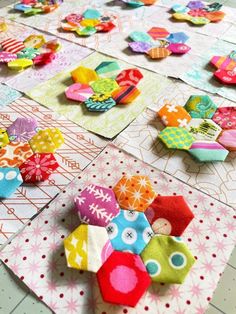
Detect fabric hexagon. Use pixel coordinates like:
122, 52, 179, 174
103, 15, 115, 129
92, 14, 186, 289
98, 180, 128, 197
0, 167, 23, 198
23, 34, 46, 49
106, 209, 154, 254
75, 184, 120, 227
0, 142, 33, 167
186, 118, 222, 141
64, 224, 113, 273
158, 104, 191, 127
29, 128, 64, 153
116, 69, 143, 87
97, 251, 151, 307
145, 196, 194, 236
91, 78, 119, 94
218, 130, 236, 151
7, 117, 38, 142
188, 141, 229, 162
71, 66, 99, 84
147, 27, 169, 39
95, 61, 120, 78
113, 175, 156, 212
112, 85, 140, 104
19, 153, 59, 183
212, 107, 236, 129
184, 95, 218, 119
141, 235, 195, 283
65, 83, 94, 102
159, 127, 195, 150
0, 129, 9, 149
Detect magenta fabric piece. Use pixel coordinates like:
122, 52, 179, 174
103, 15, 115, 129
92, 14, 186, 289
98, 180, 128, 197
7, 117, 38, 142
212, 107, 236, 129
74, 184, 120, 227
129, 41, 153, 53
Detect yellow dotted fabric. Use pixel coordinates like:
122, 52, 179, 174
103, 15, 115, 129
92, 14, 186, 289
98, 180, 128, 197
29, 128, 64, 153
64, 225, 88, 270
0, 129, 9, 149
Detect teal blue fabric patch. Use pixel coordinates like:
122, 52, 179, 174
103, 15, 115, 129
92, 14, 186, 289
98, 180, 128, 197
106, 209, 154, 254
0, 84, 22, 108
0, 168, 23, 198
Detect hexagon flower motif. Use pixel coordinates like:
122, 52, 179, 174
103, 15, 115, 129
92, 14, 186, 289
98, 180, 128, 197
75, 184, 120, 227
189, 141, 229, 162
0, 167, 23, 198
65, 62, 143, 113
7, 117, 38, 142
61, 9, 116, 37
106, 209, 154, 254
97, 251, 151, 307
159, 127, 195, 150
113, 174, 156, 212
145, 196, 194, 236
64, 224, 113, 272
0, 35, 61, 71
14, 0, 62, 16
212, 106, 236, 130
186, 118, 222, 141
184, 95, 217, 119
128, 27, 191, 60
141, 235, 195, 283
19, 153, 59, 183
171, 1, 225, 25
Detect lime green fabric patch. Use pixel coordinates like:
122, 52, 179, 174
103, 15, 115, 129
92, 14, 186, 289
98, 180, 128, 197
141, 235, 195, 284
159, 127, 194, 150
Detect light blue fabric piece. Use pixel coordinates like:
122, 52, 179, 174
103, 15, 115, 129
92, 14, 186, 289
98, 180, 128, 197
167, 32, 189, 44
172, 4, 190, 13
0, 85, 22, 108
106, 209, 154, 254
129, 31, 153, 43
0, 168, 23, 198
82, 9, 101, 19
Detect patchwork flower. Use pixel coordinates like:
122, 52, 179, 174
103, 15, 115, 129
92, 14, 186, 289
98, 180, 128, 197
14, 0, 63, 16
61, 9, 116, 37
0, 35, 61, 71
210, 50, 236, 85
157, 95, 234, 162
0, 117, 63, 198
65, 61, 143, 112
64, 175, 195, 307
128, 27, 191, 59
171, 1, 225, 25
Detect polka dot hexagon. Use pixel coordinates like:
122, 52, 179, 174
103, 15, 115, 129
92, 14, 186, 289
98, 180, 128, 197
141, 235, 195, 284
0, 117, 63, 198
64, 174, 195, 307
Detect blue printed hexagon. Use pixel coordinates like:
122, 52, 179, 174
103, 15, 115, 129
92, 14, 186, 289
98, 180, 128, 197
106, 209, 154, 254
0, 167, 23, 198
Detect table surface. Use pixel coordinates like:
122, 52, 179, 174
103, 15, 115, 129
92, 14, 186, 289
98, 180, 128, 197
0, 0, 235, 313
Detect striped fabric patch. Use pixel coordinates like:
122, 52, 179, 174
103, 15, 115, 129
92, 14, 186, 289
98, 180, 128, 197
112, 85, 140, 104
211, 56, 236, 71
147, 47, 172, 59
1, 38, 25, 54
